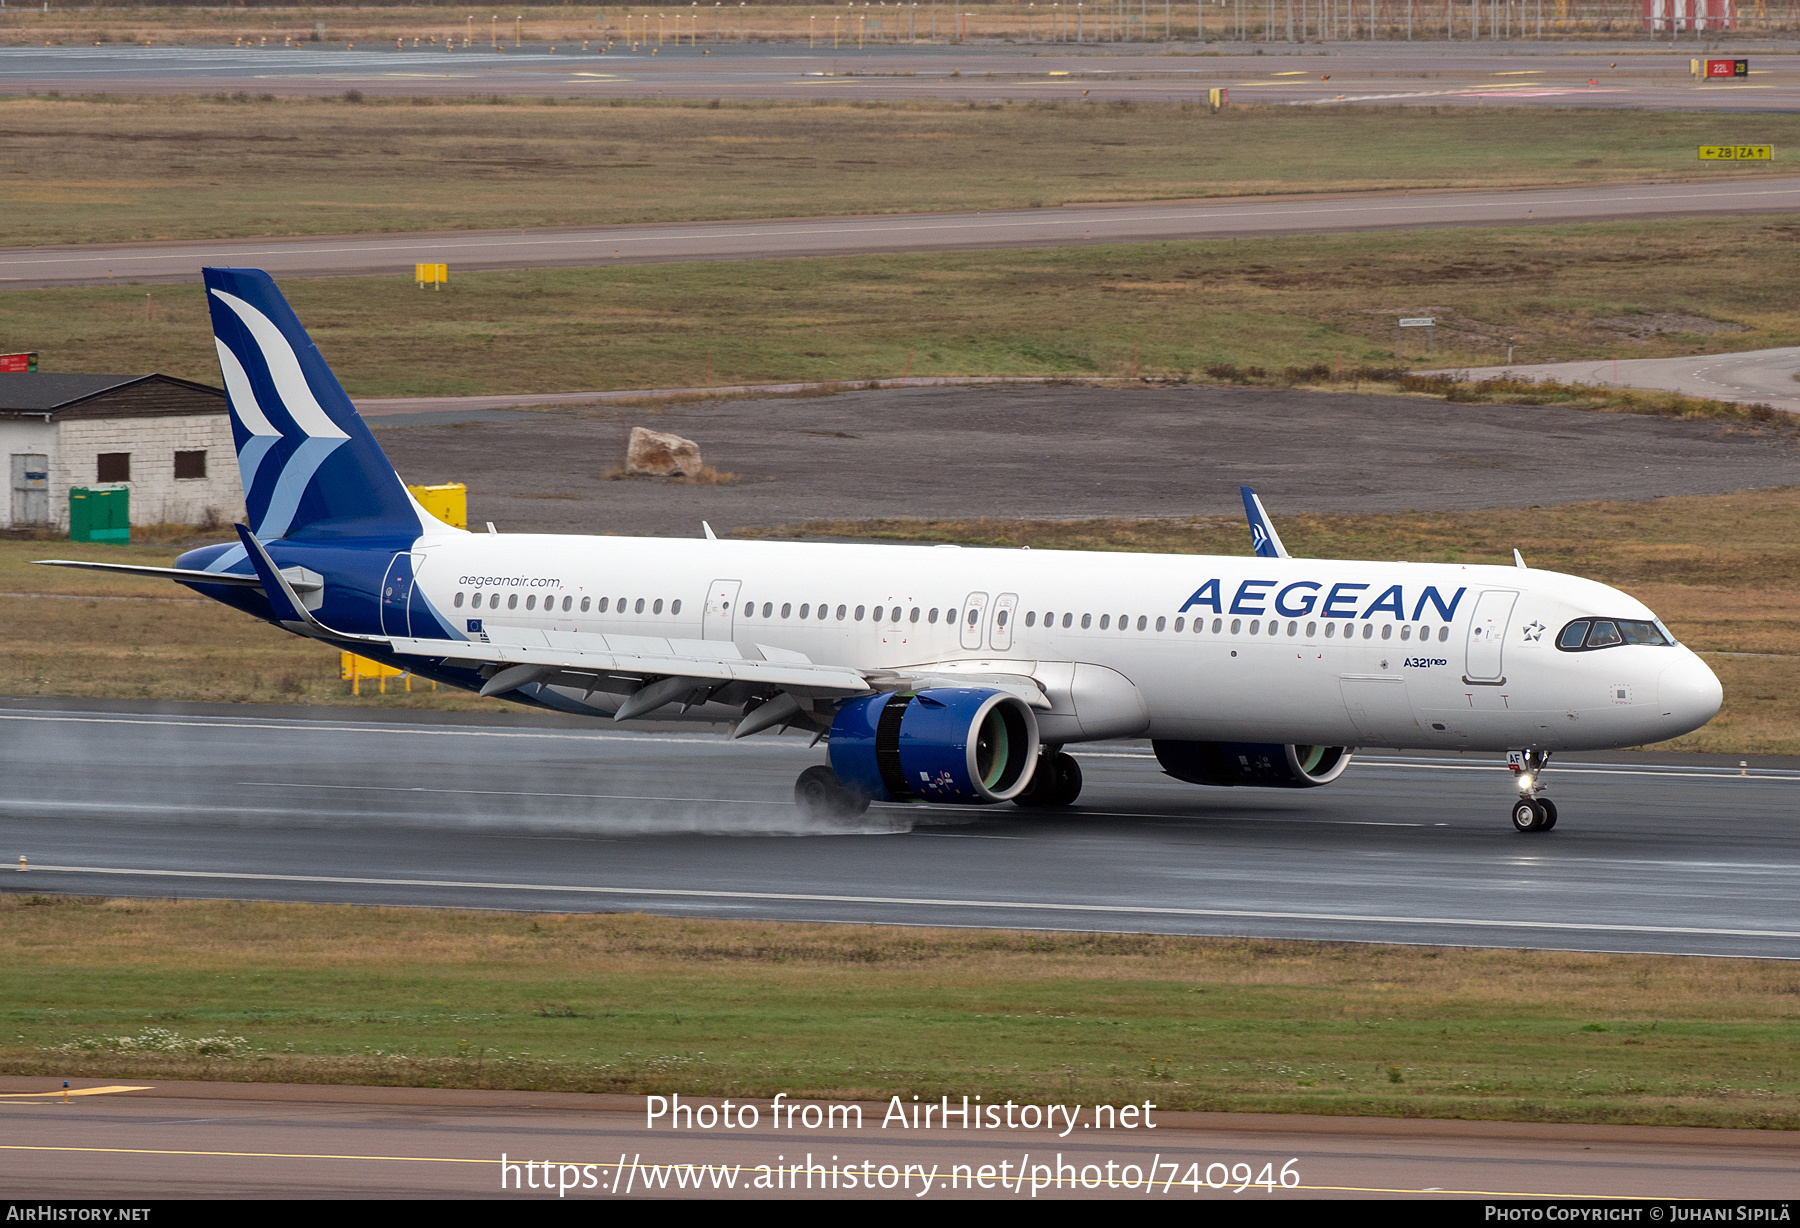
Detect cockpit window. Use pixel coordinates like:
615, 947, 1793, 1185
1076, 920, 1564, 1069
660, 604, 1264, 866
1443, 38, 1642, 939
1556, 617, 1672, 652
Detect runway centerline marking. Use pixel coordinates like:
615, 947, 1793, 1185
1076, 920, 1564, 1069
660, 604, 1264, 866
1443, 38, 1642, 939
25, 863, 1800, 942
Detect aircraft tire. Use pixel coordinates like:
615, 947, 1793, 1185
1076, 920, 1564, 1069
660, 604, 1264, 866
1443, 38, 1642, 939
794, 765, 871, 820
1511, 798, 1545, 833
1538, 798, 1558, 830
1013, 751, 1083, 809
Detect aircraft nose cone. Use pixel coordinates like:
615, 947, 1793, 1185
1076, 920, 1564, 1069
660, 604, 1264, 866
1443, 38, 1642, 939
1658, 652, 1723, 736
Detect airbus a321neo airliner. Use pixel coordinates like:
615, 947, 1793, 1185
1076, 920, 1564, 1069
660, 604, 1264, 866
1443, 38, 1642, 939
40, 269, 1723, 833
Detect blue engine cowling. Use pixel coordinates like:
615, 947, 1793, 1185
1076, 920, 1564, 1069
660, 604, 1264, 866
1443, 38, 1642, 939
830, 688, 1040, 804
1152, 741, 1352, 789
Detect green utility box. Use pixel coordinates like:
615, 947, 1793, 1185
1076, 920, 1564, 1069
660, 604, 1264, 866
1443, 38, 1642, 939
69, 486, 129, 543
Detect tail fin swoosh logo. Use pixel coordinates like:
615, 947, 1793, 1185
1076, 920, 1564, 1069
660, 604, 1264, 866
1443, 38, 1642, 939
208, 289, 348, 442
203, 267, 427, 543
212, 337, 282, 495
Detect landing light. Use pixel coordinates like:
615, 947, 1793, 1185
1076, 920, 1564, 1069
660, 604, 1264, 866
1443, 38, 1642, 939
1515, 773, 1535, 793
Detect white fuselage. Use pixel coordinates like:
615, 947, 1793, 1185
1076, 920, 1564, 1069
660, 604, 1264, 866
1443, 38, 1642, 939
407, 532, 1722, 752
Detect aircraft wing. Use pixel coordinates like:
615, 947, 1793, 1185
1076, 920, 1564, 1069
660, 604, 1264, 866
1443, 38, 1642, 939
385, 635, 874, 700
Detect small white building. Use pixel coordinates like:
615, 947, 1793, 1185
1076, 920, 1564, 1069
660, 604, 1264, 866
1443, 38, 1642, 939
2, 374, 242, 532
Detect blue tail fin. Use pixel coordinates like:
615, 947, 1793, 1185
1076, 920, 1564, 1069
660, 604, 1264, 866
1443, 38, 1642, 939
1239, 486, 1290, 560
205, 267, 431, 541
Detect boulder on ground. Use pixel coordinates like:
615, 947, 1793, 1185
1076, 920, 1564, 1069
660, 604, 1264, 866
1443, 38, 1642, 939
625, 426, 703, 478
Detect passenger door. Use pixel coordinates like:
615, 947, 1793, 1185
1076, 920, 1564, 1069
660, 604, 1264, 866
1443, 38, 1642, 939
1464, 589, 1519, 683
989, 592, 1019, 651
380, 552, 423, 637
702, 579, 741, 642
959, 591, 989, 650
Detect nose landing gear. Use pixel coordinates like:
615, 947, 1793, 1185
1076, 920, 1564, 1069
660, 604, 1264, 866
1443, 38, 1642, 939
1507, 750, 1557, 832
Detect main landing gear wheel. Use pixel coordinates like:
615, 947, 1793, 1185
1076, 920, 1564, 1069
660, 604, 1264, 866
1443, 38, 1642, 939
1510, 797, 1558, 833
794, 765, 871, 821
1012, 751, 1083, 809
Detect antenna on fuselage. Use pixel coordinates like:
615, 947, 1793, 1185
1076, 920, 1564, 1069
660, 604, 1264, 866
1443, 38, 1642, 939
703, 521, 717, 540
1513, 548, 1527, 569
1239, 486, 1290, 560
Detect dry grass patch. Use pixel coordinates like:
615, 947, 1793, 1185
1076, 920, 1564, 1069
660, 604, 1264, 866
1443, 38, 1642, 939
2, 896, 1796, 1126
3, 94, 1798, 247
15, 217, 1800, 394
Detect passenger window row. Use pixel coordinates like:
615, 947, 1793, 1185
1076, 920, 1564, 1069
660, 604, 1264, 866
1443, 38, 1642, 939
740, 602, 961, 624
1024, 610, 1451, 642
452, 591, 682, 616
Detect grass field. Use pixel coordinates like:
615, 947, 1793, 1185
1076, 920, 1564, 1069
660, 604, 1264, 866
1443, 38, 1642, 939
11, 217, 1800, 394
2, 895, 1796, 1128
1, 96, 1792, 247
6, 486, 1799, 751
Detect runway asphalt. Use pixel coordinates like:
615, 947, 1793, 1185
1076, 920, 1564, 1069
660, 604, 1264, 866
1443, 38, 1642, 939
8, 177, 1798, 287
2, 699, 1797, 960
1438, 344, 1800, 413
8, 41, 1800, 109
3, 1080, 1796, 1200
365, 383, 1800, 537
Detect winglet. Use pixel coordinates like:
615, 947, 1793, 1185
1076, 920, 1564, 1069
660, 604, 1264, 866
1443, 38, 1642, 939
1240, 486, 1290, 559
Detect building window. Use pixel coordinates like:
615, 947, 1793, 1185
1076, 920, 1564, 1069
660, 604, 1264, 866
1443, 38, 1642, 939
173, 450, 206, 480
96, 453, 130, 483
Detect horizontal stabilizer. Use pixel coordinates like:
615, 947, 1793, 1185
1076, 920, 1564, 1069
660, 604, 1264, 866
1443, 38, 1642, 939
32, 559, 322, 591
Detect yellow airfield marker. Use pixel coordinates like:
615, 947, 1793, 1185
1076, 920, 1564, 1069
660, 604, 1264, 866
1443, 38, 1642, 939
0, 1085, 153, 1101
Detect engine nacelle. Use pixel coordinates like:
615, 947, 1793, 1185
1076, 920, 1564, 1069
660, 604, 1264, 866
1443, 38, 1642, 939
1153, 740, 1352, 789
830, 688, 1040, 804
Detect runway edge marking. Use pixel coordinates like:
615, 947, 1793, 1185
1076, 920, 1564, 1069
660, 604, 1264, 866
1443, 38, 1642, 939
27, 864, 1800, 942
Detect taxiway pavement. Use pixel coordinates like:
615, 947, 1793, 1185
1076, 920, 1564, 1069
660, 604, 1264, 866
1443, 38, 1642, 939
1436, 345, 1800, 414
2, 700, 1796, 959
8, 178, 1799, 287
2, 1080, 1795, 1199
8, 41, 1800, 110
